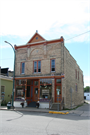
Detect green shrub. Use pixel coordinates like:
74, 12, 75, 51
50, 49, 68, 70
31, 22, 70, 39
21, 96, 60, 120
1, 100, 7, 106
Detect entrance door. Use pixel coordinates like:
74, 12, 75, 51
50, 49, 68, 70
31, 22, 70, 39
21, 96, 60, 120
33, 80, 39, 101
26, 80, 33, 104
55, 79, 62, 103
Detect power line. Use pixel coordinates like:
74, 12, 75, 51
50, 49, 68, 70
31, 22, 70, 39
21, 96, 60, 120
65, 30, 90, 41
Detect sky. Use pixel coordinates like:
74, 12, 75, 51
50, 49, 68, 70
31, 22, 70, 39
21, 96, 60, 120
0, 0, 90, 87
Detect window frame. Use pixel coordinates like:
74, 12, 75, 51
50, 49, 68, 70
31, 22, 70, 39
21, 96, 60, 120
1, 86, 5, 92
34, 61, 37, 73
1, 86, 5, 100
78, 71, 79, 80
21, 62, 25, 74
75, 69, 77, 79
38, 61, 41, 72
33, 60, 41, 73
82, 75, 83, 82
51, 59, 55, 72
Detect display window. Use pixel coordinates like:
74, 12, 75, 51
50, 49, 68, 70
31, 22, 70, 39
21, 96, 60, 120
15, 79, 26, 98
16, 86, 25, 97
40, 79, 52, 101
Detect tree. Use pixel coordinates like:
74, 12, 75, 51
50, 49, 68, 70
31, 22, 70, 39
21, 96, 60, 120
84, 86, 90, 92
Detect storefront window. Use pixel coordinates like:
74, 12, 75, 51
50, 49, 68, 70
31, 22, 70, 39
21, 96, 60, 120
17, 90, 23, 96
34, 81, 38, 86
15, 80, 26, 98
40, 79, 52, 85
16, 85, 25, 97
16, 80, 19, 85
56, 79, 61, 84
27, 80, 31, 85
40, 79, 52, 101
21, 80, 26, 85
16, 80, 26, 85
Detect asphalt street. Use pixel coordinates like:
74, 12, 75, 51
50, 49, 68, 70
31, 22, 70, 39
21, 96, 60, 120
0, 103, 90, 135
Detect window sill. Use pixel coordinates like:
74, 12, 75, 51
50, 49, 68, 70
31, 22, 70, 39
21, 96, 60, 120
33, 72, 41, 74
21, 73, 25, 75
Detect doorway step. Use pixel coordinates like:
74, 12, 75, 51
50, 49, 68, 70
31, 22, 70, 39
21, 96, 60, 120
50, 102, 64, 110
28, 102, 36, 107
50, 103, 60, 110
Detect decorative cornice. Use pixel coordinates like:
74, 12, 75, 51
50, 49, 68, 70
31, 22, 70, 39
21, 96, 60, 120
15, 75, 65, 80
15, 35, 64, 50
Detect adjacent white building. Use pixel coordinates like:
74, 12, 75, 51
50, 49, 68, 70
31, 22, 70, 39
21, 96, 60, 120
84, 92, 90, 100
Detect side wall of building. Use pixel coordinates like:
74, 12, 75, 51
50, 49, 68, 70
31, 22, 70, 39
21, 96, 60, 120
62, 46, 84, 109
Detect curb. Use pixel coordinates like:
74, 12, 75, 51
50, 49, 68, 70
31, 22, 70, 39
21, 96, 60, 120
0, 108, 69, 114
14, 109, 49, 113
0, 108, 49, 113
49, 111, 69, 114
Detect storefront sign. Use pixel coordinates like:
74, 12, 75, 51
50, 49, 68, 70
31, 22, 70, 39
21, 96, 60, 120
42, 89, 49, 93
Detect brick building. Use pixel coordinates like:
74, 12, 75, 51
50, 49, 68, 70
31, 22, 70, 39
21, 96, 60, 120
14, 31, 84, 109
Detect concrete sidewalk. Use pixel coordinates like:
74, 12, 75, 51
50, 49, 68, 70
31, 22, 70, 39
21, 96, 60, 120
0, 106, 69, 114
69, 102, 90, 117
0, 102, 90, 116
69, 110, 90, 117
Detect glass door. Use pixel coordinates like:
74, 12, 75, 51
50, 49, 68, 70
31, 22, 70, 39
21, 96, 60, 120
33, 80, 39, 101
55, 79, 62, 103
26, 80, 33, 104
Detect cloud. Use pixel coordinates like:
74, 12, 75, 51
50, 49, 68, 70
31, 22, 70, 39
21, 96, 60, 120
84, 76, 90, 81
84, 82, 90, 87
84, 76, 90, 87
0, 0, 90, 43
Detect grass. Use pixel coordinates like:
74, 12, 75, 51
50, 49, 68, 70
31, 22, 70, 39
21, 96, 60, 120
63, 103, 84, 111
84, 101, 89, 104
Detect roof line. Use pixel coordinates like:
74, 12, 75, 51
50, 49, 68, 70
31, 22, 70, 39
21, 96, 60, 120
26, 32, 45, 44
15, 37, 64, 49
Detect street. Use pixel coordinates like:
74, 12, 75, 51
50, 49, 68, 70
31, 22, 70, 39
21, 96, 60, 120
0, 103, 90, 135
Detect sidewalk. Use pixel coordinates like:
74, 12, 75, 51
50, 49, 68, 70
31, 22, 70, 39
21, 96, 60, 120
69, 102, 90, 117
69, 110, 90, 117
0, 106, 69, 114
0, 103, 90, 117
